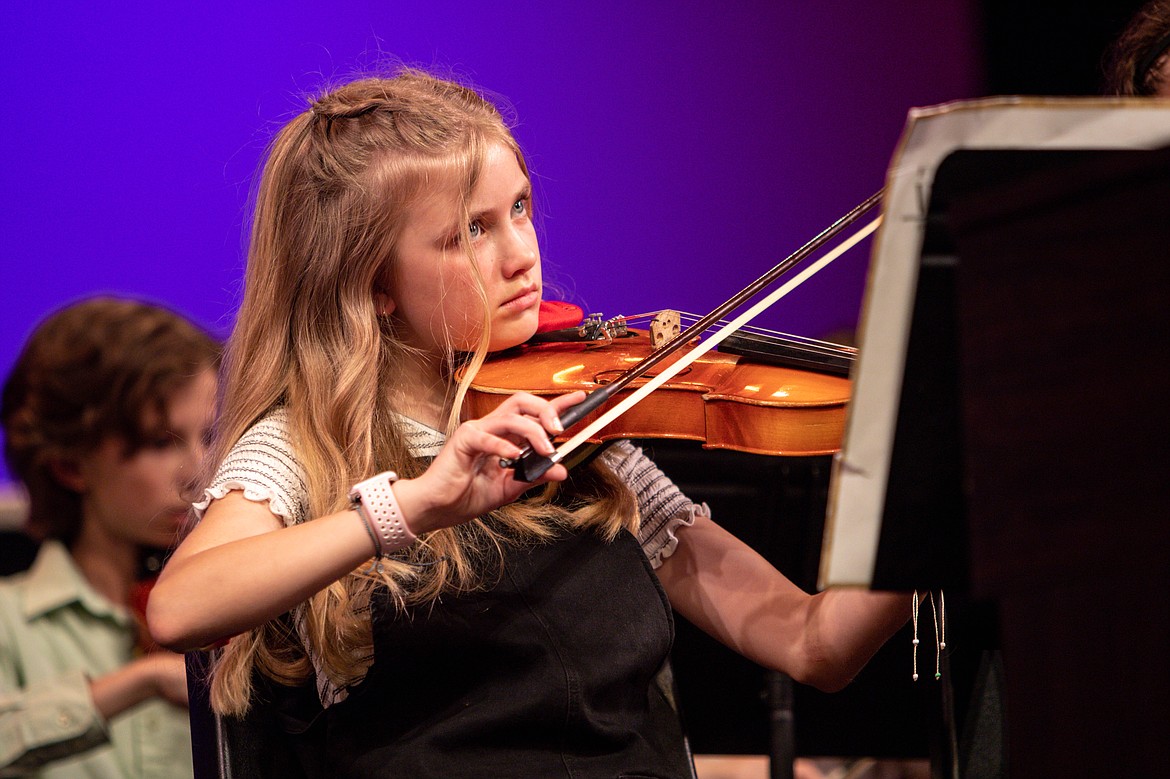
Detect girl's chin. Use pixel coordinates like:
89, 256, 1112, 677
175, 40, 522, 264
448, 315, 539, 354
486, 320, 539, 352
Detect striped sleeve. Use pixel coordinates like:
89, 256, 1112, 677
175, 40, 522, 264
192, 407, 309, 526
601, 440, 710, 569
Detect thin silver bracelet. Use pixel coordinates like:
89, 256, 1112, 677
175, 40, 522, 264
354, 501, 383, 559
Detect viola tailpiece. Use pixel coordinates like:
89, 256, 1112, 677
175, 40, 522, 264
527, 312, 631, 344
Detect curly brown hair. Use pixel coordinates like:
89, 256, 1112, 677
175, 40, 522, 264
1103, 0, 1170, 95
2, 297, 220, 546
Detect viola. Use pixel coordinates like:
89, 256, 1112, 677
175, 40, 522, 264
462, 311, 852, 459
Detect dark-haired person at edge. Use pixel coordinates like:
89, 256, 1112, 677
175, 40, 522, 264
1, 298, 219, 778
146, 69, 912, 778
1104, 0, 1170, 95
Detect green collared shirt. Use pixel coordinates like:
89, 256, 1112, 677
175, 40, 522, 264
0, 541, 192, 778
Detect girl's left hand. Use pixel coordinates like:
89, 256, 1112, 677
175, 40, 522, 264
391, 390, 586, 533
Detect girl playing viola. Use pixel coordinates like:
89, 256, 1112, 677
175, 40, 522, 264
148, 69, 908, 778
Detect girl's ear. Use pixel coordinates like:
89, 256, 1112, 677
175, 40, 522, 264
374, 291, 396, 316
48, 457, 87, 493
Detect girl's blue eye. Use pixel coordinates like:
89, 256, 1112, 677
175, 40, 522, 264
468, 221, 483, 239
512, 199, 526, 215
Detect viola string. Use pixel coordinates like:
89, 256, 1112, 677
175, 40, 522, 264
620, 311, 857, 358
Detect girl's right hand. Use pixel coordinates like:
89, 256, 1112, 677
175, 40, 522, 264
392, 390, 586, 534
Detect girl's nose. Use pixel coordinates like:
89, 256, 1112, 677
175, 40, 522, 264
499, 224, 538, 278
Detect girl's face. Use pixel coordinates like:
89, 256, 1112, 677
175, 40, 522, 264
74, 367, 217, 551
390, 142, 542, 354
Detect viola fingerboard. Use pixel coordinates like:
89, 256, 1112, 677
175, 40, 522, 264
719, 332, 854, 377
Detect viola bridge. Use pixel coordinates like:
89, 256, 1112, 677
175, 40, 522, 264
648, 310, 681, 349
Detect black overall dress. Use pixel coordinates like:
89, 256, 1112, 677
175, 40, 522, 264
249, 528, 694, 778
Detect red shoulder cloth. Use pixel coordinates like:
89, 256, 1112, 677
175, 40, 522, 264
535, 300, 583, 333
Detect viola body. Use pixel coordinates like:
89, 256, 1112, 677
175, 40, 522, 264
462, 329, 851, 457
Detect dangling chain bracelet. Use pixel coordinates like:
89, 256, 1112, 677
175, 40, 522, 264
911, 589, 947, 681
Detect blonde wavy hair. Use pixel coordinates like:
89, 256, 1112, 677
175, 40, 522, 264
205, 70, 637, 715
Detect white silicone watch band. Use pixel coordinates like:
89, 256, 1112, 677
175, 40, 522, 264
349, 471, 415, 552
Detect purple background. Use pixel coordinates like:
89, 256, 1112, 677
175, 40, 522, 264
1, 2, 983, 482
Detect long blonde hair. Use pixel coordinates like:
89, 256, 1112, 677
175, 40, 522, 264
206, 70, 636, 715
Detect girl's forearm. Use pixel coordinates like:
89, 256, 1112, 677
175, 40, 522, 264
147, 507, 373, 651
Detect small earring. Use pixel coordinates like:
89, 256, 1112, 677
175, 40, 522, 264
373, 292, 395, 317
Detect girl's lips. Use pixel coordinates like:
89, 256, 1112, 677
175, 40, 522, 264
502, 288, 540, 312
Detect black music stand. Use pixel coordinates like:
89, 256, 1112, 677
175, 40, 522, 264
866, 144, 1170, 777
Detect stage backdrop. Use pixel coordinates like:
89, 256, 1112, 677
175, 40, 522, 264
0, 1, 982, 485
